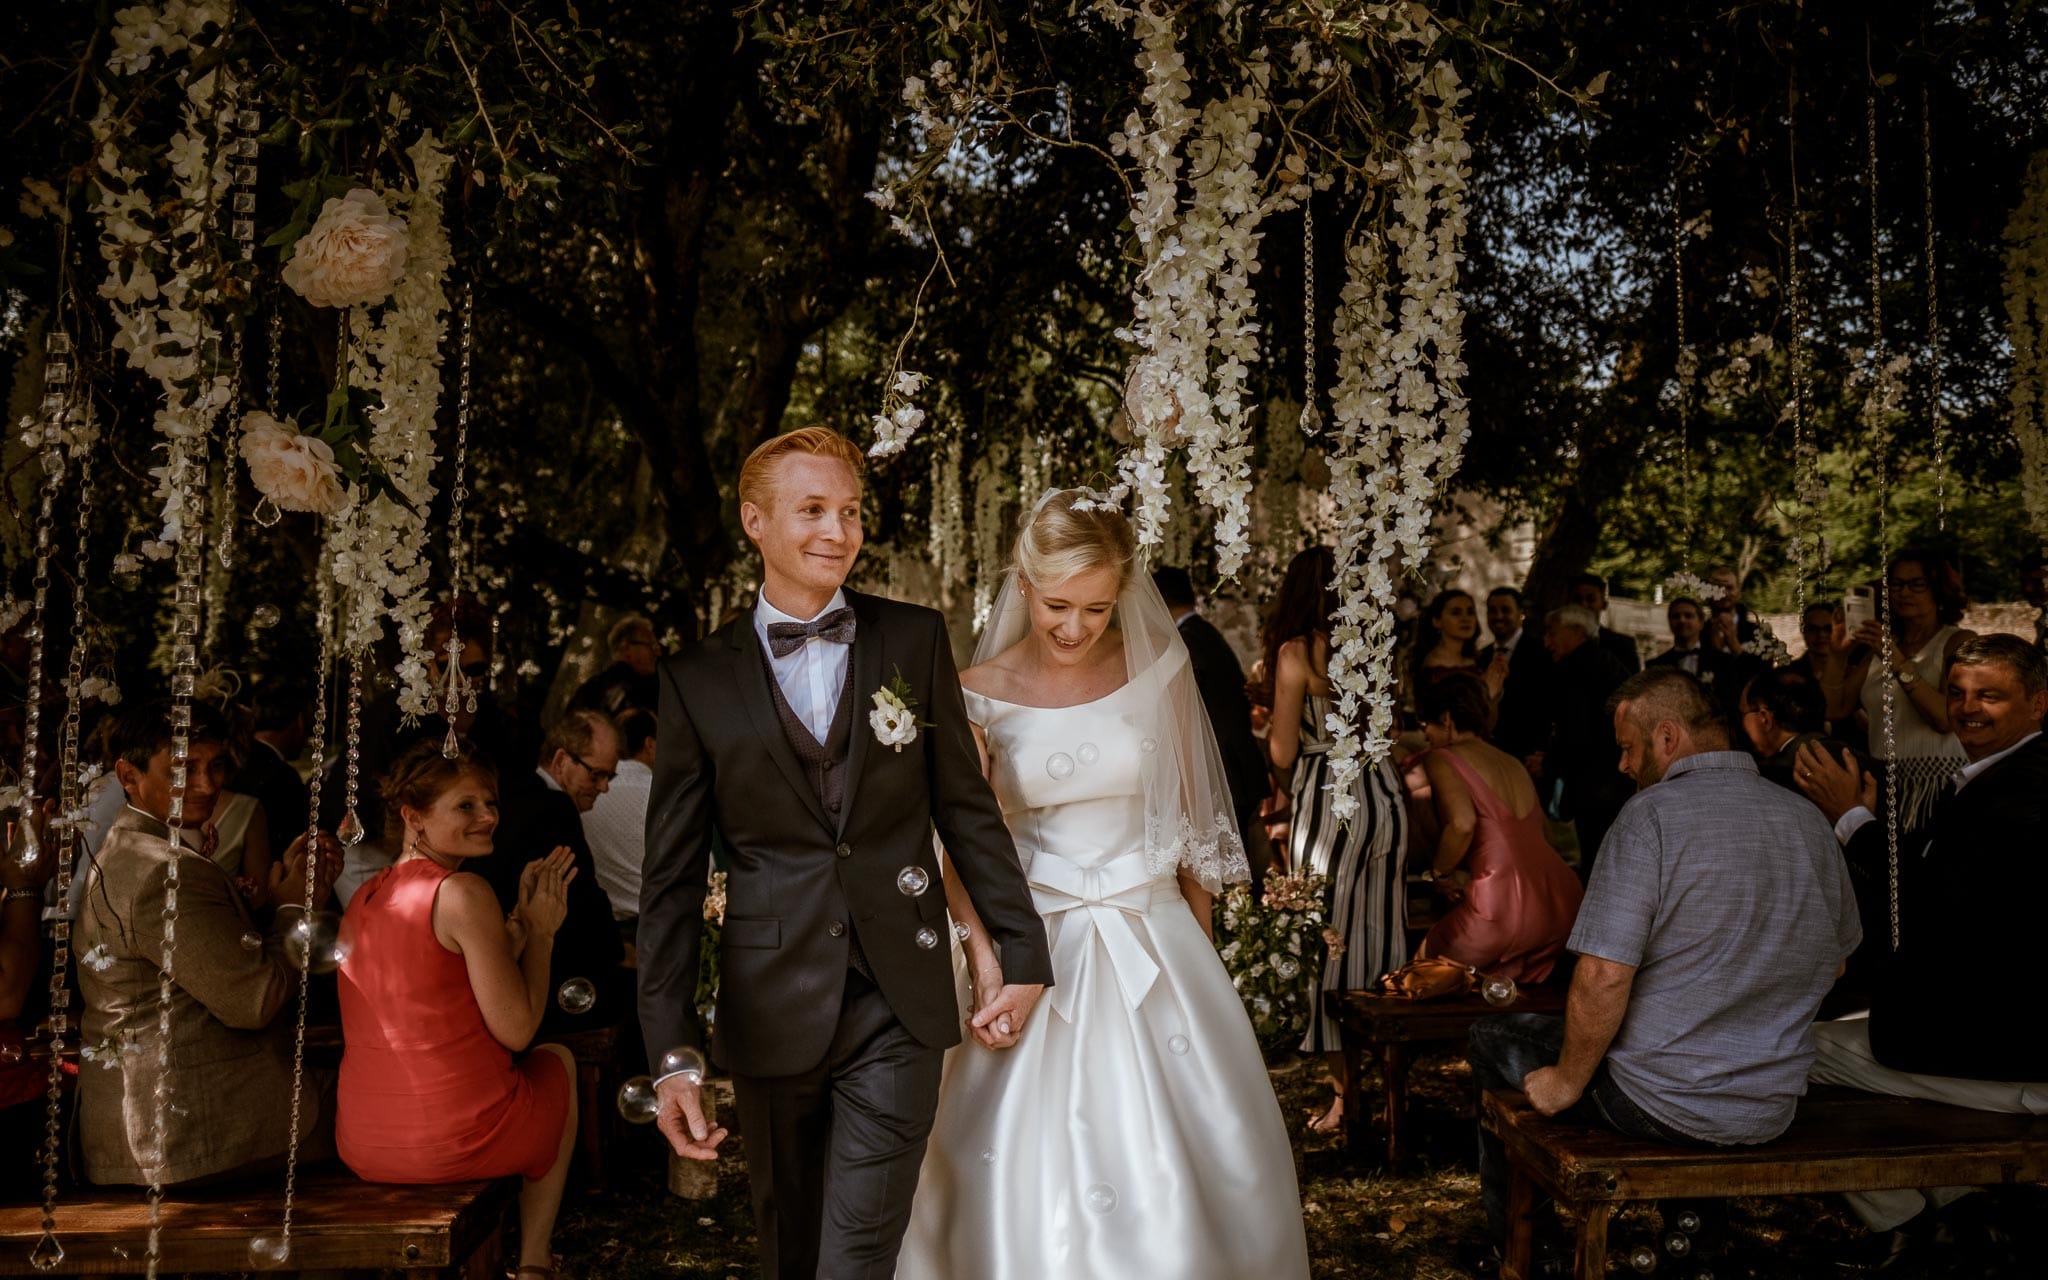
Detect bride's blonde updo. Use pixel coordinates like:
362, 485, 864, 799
1013, 489, 1139, 591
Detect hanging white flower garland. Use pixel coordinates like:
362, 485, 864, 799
1313, 55, 1472, 820
2004, 151, 2048, 546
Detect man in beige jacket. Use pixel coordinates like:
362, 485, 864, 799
75, 701, 340, 1186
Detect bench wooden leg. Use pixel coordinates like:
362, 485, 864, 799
1502, 1163, 1536, 1280
1339, 1044, 1368, 1156
576, 1058, 606, 1192
1382, 1042, 1411, 1172
1571, 1201, 1612, 1280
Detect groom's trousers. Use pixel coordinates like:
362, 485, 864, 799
730, 969, 945, 1280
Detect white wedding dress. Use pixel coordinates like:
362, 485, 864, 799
896, 654, 1312, 1280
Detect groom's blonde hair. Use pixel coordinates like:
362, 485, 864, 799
738, 426, 866, 511
1014, 490, 1138, 591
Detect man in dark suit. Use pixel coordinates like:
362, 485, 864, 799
1154, 566, 1272, 886
484, 709, 627, 1032
1566, 572, 1643, 675
1536, 605, 1633, 878
1480, 586, 1552, 758
569, 614, 662, 717
1647, 597, 1744, 717
1797, 634, 2048, 1265
640, 428, 1052, 1280
229, 679, 311, 846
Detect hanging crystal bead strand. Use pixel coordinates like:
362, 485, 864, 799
216, 103, 261, 569
440, 287, 477, 755
1865, 84, 1902, 954
1298, 191, 1321, 436
1673, 177, 1695, 572
338, 664, 365, 845
22, 328, 73, 1274
1922, 82, 1945, 532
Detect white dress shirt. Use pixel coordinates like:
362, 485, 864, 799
1833, 730, 2043, 844
755, 589, 853, 742
583, 759, 652, 919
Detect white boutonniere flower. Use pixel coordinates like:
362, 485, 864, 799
870, 669, 932, 753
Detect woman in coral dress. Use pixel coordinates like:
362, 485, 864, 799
1414, 674, 1582, 982
337, 742, 578, 1280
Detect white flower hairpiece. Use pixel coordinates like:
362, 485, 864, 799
1067, 484, 1130, 514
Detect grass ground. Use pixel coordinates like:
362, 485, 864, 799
552, 1048, 2036, 1279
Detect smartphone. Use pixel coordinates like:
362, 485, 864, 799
1843, 585, 1876, 632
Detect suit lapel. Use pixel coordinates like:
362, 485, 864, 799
837, 590, 887, 838
727, 615, 834, 833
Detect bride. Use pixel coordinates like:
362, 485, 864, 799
896, 490, 1311, 1280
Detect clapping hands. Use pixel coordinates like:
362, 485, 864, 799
515, 847, 576, 942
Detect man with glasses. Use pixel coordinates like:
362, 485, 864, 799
484, 708, 629, 1031
571, 614, 663, 717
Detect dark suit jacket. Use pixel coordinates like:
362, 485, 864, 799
1598, 626, 1642, 675
1175, 613, 1270, 820
482, 768, 625, 1030
570, 660, 659, 718
1547, 641, 1633, 817
1481, 632, 1552, 758
1846, 733, 2048, 1081
1647, 645, 1744, 698
230, 740, 309, 852
638, 589, 1053, 1078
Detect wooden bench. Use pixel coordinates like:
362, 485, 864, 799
0, 1169, 515, 1277
1325, 984, 1565, 1170
1482, 1085, 2048, 1280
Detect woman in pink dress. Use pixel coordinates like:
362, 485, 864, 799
338, 743, 578, 1280
1414, 674, 1582, 982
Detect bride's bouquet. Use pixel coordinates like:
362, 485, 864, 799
1215, 871, 1337, 1053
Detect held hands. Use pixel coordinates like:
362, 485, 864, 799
1793, 742, 1875, 825
515, 847, 576, 941
270, 831, 343, 910
969, 975, 1043, 1051
1521, 1066, 1584, 1117
655, 1073, 728, 1162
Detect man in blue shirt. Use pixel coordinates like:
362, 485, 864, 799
1468, 667, 1861, 1260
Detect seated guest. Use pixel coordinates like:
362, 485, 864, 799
1413, 588, 1487, 691
1533, 605, 1633, 877
1468, 668, 1860, 1261
339, 743, 578, 1279
2, 808, 55, 1198
1414, 675, 1582, 982
569, 615, 661, 718
75, 701, 342, 1186
1155, 566, 1272, 885
1739, 666, 1844, 793
1565, 573, 1643, 674
1796, 635, 2048, 1265
584, 707, 656, 935
483, 710, 626, 1030
1648, 597, 1741, 693
230, 678, 313, 853
1480, 586, 1551, 760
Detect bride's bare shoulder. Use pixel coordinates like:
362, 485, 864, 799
961, 643, 1033, 699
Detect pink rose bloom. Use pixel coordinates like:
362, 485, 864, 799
280, 189, 409, 309
239, 411, 347, 514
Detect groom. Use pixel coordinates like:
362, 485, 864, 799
639, 426, 1054, 1280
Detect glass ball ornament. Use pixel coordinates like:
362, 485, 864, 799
1675, 1210, 1702, 1235
555, 977, 597, 1015
1076, 742, 1100, 766
1045, 752, 1075, 780
1628, 1245, 1658, 1273
249, 604, 282, 630
1140, 737, 1158, 754
1274, 956, 1301, 980
281, 910, 349, 974
896, 866, 930, 896
658, 1045, 707, 1084
240, 932, 263, 952
979, 1148, 996, 1165
1482, 975, 1518, 1007
248, 1234, 292, 1269
1167, 1034, 1191, 1056
1083, 1183, 1118, 1214
915, 927, 940, 950
1663, 1232, 1691, 1259
616, 1075, 661, 1125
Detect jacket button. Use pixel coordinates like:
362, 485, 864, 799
836, 843, 853, 859
828, 922, 846, 937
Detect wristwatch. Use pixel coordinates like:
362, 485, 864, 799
1895, 667, 1920, 689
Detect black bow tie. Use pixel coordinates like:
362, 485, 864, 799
766, 607, 855, 658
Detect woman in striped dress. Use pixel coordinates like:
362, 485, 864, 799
1265, 548, 1410, 1134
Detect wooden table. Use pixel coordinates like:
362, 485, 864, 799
1482, 1086, 2048, 1280
0, 1170, 515, 1277
1324, 984, 1565, 1170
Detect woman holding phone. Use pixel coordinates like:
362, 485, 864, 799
1821, 548, 1974, 830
